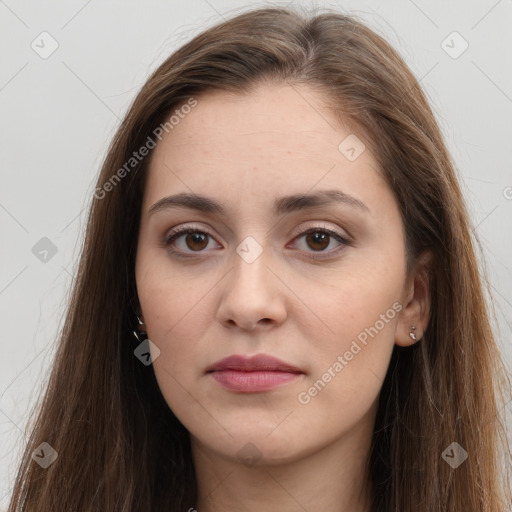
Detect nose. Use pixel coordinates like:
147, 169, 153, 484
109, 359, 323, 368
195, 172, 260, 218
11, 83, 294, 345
216, 245, 287, 332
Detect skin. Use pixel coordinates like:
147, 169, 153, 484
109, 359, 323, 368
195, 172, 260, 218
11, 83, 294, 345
135, 83, 431, 512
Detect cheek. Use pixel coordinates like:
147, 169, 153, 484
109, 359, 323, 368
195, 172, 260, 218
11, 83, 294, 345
292, 257, 403, 415
294, 247, 405, 340
137, 269, 212, 424
294, 299, 398, 440
136, 246, 218, 336
135, 255, 208, 389
137, 279, 213, 375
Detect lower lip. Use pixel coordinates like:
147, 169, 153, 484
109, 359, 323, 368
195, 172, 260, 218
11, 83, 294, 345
209, 370, 302, 392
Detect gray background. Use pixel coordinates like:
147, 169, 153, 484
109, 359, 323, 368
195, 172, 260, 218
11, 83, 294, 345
1, 0, 511, 507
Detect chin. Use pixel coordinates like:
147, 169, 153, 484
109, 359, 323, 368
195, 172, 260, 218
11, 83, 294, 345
203, 426, 309, 467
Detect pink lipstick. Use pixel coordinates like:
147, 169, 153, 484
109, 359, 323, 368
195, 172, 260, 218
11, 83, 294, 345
206, 354, 304, 392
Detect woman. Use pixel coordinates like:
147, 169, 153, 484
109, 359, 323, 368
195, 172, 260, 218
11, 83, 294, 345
8, 6, 511, 511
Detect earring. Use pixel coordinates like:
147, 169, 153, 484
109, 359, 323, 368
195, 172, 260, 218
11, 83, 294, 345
409, 325, 417, 340
132, 329, 147, 344
133, 314, 147, 344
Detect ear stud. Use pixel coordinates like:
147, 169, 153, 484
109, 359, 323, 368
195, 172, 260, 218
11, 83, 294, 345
409, 325, 417, 340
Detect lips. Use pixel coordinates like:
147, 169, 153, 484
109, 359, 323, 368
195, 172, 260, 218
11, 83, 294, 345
206, 354, 304, 393
206, 354, 303, 374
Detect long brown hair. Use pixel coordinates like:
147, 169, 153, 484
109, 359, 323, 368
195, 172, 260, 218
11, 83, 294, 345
8, 5, 511, 511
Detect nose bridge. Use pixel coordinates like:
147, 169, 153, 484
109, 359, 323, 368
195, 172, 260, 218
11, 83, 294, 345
217, 234, 287, 329
230, 235, 271, 293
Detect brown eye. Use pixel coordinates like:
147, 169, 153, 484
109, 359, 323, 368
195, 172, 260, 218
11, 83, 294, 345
292, 227, 350, 260
305, 232, 330, 251
183, 232, 209, 251
164, 228, 218, 254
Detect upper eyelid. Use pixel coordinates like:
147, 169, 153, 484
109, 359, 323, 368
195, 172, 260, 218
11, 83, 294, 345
289, 221, 348, 240
165, 221, 349, 242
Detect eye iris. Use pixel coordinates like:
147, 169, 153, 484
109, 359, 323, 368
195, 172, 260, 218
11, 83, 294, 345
306, 232, 329, 251
186, 233, 208, 251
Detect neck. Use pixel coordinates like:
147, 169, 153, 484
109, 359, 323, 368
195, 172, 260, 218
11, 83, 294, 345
191, 415, 375, 512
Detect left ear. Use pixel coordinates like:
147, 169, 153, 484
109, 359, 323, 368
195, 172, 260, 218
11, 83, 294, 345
395, 249, 434, 347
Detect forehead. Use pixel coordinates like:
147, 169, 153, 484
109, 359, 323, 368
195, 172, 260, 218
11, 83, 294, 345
143, 84, 390, 214
157, 84, 354, 155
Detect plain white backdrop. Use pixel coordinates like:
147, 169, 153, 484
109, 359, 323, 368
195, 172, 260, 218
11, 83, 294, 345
1, 0, 511, 507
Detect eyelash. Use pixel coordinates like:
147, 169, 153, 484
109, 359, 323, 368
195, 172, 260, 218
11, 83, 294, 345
163, 224, 351, 260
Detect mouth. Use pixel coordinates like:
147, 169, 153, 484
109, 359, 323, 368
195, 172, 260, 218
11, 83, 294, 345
206, 353, 304, 393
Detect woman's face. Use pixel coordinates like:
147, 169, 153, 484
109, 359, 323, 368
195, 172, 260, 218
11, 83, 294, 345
135, 84, 419, 466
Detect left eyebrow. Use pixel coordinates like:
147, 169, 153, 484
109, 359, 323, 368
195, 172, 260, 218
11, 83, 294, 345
147, 189, 370, 218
